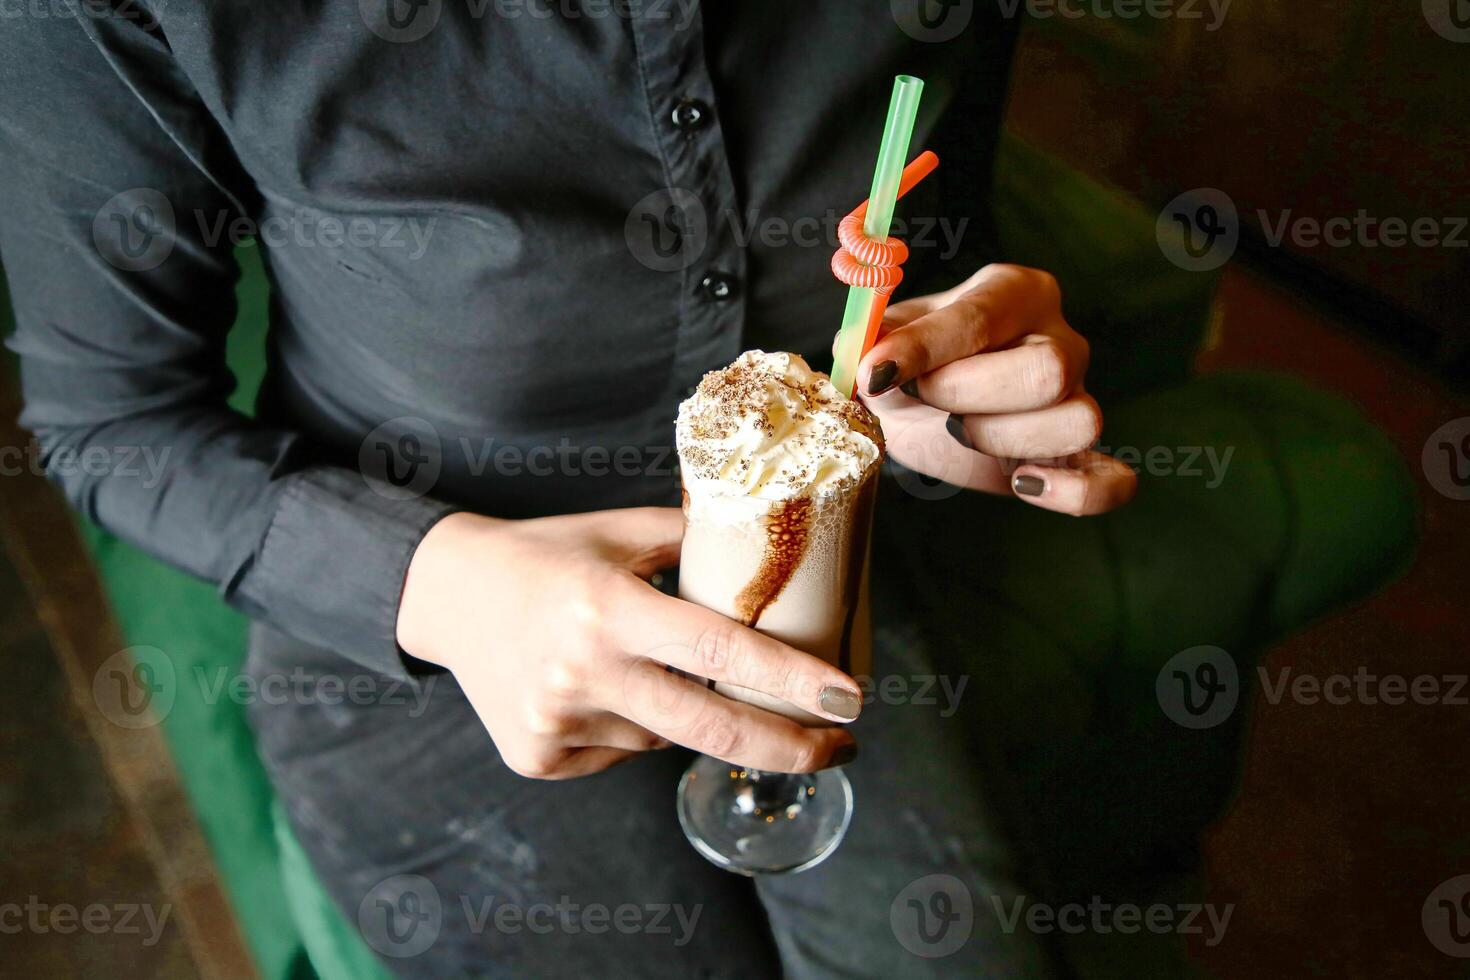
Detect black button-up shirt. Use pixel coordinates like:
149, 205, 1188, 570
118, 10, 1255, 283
0, 2, 1017, 674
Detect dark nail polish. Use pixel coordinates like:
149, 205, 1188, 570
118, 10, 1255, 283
900, 379, 920, 399
826, 742, 859, 769
945, 414, 973, 450
866, 360, 899, 395
1014, 474, 1046, 497
819, 686, 862, 721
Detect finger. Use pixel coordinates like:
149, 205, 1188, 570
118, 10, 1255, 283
575, 712, 673, 753
1010, 451, 1138, 516
858, 265, 1059, 395
911, 329, 1090, 415
860, 387, 1014, 494
547, 746, 643, 780
612, 586, 864, 723
587, 506, 684, 577
615, 659, 857, 773
829, 287, 965, 360
954, 391, 1103, 460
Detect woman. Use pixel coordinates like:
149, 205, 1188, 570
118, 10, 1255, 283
1, 3, 1138, 976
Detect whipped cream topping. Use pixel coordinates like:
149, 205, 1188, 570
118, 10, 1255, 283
676, 350, 883, 510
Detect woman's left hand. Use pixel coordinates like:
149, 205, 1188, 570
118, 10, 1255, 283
851, 264, 1138, 516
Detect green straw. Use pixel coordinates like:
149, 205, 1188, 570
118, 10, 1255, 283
830, 74, 925, 398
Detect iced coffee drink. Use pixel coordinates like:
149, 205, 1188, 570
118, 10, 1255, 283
675, 350, 883, 722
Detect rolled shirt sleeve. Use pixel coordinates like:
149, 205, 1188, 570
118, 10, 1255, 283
0, 8, 454, 677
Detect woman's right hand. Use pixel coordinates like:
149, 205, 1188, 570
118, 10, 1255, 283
395, 508, 862, 780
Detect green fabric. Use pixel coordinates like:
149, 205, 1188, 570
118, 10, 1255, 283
274, 799, 394, 980
3, 142, 1416, 977
993, 133, 1216, 404
884, 372, 1416, 886
67, 245, 316, 980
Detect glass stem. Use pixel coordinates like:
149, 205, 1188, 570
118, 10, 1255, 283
732, 769, 818, 820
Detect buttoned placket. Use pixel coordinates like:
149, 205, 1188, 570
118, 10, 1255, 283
628, 1, 747, 404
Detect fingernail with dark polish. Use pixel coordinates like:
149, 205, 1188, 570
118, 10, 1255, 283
900, 379, 920, 398
1014, 474, 1046, 497
866, 360, 899, 395
826, 742, 859, 769
819, 686, 862, 721
945, 414, 973, 450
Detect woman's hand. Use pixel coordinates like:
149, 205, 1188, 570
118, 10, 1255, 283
395, 509, 862, 780
853, 264, 1137, 516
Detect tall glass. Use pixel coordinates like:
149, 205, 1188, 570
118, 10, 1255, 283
674, 468, 878, 875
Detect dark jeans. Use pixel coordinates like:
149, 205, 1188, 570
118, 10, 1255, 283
246, 481, 1093, 978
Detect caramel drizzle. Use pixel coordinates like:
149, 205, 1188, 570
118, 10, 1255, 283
733, 497, 813, 628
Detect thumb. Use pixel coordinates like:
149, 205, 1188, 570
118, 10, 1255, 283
592, 506, 684, 577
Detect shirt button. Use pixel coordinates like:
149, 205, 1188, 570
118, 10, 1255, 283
671, 98, 710, 132
699, 273, 738, 302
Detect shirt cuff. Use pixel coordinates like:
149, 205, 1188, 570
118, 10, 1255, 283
238, 467, 458, 681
